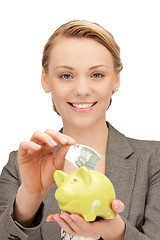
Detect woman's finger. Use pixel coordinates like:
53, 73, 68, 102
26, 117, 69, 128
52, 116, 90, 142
46, 213, 78, 237
54, 145, 71, 170
30, 131, 58, 147
60, 212, 82, 235
18, 141, 41, 156
111, 199, 125, 214
44, 129, 76, 145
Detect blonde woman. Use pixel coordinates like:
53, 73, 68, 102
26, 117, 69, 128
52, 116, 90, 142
0, 20, 160, 240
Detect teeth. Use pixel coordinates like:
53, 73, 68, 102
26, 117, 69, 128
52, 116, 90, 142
72, 103, 94, 108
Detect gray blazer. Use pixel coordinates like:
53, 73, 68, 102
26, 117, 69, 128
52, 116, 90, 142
0, 122, 160, 240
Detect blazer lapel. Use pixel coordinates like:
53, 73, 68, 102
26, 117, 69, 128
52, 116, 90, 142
106, 123, 138, 219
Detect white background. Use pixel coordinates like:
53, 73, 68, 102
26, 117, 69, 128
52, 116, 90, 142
0, 0, 160, 172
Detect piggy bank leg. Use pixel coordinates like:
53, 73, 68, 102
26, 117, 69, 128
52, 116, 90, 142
83, 212, 97, 222
103, 207, 115, 219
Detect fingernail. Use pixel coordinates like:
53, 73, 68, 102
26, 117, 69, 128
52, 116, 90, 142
61, 137, 68, 143
46, 216, 53, 222
70, 137, 76, 142
50, 139, 57, 146
70, 215, 76, 221
60, 215, 67, 220
54, 216, 60, 222
34, 144, 41, 149
114, 201, 120, 209
46, 218, 51, 222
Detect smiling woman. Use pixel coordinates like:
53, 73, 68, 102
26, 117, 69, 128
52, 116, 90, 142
41, 37, 120, 130
0, 20, 160, 240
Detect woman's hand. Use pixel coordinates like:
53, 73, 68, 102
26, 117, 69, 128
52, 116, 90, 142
14, 129, 76, 227
47, 200, 125, 240
18, 129, 76, 197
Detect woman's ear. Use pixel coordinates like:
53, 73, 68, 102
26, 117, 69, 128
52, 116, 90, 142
116, 72, 120, 89
41, 70, 50, 93
113, 72, 120, 93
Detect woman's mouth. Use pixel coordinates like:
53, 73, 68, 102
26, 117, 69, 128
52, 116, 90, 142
67, 102, 97, 112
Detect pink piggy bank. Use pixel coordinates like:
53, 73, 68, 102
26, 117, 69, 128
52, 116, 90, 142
54, 166, 115, 221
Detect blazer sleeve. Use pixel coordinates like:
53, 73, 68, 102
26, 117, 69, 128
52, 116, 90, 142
123, 143, 160, 240
0, 151, 44, 240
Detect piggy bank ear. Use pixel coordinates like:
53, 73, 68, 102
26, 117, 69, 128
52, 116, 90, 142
54, 170, 68, 187
77, 167, 92, 186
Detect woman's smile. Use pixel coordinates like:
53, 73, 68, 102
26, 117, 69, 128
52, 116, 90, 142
67, 102, 97, 112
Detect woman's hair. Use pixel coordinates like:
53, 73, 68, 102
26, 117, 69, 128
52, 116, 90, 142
42, 20, 123, 73
42, 20, 123, 114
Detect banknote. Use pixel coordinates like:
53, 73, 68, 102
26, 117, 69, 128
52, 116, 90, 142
65, 144, 101, 170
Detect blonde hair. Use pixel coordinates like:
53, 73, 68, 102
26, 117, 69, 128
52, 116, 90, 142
42, 20, 123, 73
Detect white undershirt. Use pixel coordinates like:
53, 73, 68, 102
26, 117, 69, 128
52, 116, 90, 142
61, 229, 95, 240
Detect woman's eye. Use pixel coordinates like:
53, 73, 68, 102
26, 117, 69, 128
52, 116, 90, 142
92, 73, 104, 78
60, 74, 72, 79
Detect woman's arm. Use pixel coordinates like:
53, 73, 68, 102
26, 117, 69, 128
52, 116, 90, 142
14, 130, 75, 227
0, 151, 43, 240
123, 143, 160, 240
0, 130, 76, 239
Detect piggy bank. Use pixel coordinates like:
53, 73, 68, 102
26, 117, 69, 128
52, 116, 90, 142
54, 167, 115, 221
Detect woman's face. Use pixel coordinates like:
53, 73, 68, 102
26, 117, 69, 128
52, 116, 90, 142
42, 37, 120, 129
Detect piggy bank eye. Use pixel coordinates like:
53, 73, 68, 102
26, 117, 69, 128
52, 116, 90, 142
70, 178, 78, 184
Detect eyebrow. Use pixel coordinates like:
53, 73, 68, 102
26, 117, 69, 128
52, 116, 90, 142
89, 65, 109, 70
54, 65, 109, 70
54, 66, 74, 70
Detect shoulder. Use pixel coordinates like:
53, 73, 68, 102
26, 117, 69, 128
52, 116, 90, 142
126, 136, 160, 154
0, 150, 20, 183
109, 123, 160, 187
121, 131, 160, 177
8, 150, 19, 168
108, 121, 160, 153
107, 122, 160, 163
126, 137, 160, 174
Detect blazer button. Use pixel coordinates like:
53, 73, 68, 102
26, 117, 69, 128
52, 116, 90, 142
8, 233, 21, 240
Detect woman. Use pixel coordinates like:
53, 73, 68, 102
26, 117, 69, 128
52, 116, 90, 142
0, 20, 160, 240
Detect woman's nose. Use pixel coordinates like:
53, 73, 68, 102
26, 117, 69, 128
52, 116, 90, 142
74, 78, 91, 96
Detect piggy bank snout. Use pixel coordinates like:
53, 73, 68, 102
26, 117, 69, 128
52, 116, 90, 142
55, 188, 67, 202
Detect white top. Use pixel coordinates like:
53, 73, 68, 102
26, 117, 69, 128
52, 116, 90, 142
61, 229, 95, 240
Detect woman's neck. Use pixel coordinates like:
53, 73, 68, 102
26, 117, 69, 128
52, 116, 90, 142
62, 120, 109, 156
